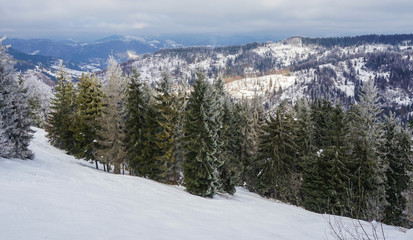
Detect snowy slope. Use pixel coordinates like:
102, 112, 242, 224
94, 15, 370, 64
0, 128, 411, 240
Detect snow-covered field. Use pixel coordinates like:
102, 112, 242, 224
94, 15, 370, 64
0, 128, 411, 240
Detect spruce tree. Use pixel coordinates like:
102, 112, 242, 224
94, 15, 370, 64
141, 94, 164, 180
11, 78, 34, 159
73, 73, 104, 169
0, 37, 33, 159
294, 98, 313, 205
218, 97, 241, 195
256, 101, 297, 202
183, 72, 220, 197
0, 119, 13, 157
125, 69, 147, 175
301, 98, 333, 213
213, 78, 240, 194
153, 73, 180, 183
96, 57, 127, 174
170, 83, 187, 184
46, 61, 77, 154
383, 113, 412, 226
240, 96, 265, 192
323, 103, 351, 215
348, 78, 386, 220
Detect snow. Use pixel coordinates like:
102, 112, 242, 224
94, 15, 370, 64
0, 128, 410, 240
226, 73, 296, 99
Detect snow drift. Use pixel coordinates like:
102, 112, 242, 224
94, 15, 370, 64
0, 128, 411, 240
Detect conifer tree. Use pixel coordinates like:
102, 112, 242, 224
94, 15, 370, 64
183, 72, 221, 197
294, 98, 313, 205
240, 96, 265, 191
46, 61, 77, 154
348, 78, 386, 220
28, 94, 43, 128
12, 78, 34, 159
125, 69, 147, 175
218, 97, 241, 194
141, 96, 163, 180
153, 73, 180, 183
212, 78, 240, 194
0, 37, 33, 159
302, 99, 352, 215
323, 103, 351, 215
383, 113, 412, 226
0, 119, 13, 157
256, 101, 297, 202
73, 73, 104, 169
96, 57, 127, 174
170, 83, 188, 184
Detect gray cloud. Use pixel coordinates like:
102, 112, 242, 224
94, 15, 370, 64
1, 0, 412, 40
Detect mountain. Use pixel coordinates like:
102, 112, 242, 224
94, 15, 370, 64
0, 128, 410, 240
6, 34, 413, 123
4, 35, 185, 71
119, 34, 413, 123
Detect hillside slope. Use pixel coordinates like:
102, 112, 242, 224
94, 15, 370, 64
0, 128, 410, 240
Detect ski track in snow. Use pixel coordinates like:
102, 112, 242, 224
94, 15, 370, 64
0, 128, 411, 240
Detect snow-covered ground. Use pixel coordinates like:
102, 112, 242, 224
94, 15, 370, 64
0, 128, 411, 240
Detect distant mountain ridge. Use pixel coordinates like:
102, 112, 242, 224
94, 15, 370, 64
118, 34, 413, 123
4, 35, 182, 70
5, 33, 413, 124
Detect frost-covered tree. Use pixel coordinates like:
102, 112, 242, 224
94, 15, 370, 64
183, 72, 221, 197
214, 78, 241, 195
348, 78, 386, 220
0, 37, 33, 159
96, 57, 127, 174
240, 96, 265, 191
0, 119, 13, 157
20, 72, 53, 128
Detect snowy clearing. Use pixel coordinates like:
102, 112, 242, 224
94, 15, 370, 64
0, 128, 411, 240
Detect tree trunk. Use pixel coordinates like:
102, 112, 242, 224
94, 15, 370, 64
114, 163, 120, 174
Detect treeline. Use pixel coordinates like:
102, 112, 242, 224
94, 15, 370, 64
0, 38, 34, 159
46, 58, 413, 227
302, 34, 413, 48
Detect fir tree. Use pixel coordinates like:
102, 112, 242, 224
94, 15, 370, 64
0, 37, 33, 159
218, 97, 240, 195
383, 112, 412, 226
125, 69, 147, 175
213, 78, 240, 194
240, 96, 265, 192
294, 98, 313, 205
73, 73, 104, 169
96, 57, 127, 174
256, 101, 297, 202
170, 83, 188, 184
183, 72, 221, 197
302, 99, 351, 215
0, 119, 13, 157
323, 103, 351, 215
348, 78, 386, 220
141, 94, 164, 180
153, 73, 180, 183
46, 61, 77, 154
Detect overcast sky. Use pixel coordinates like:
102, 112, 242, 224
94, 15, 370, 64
1, 0, 413, 41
